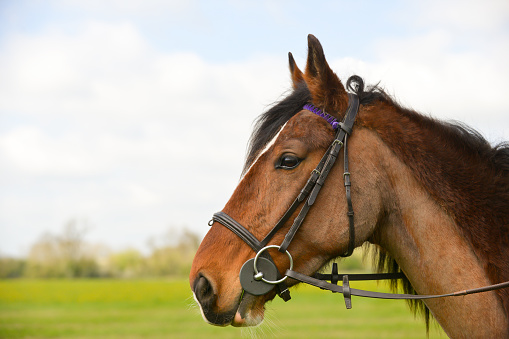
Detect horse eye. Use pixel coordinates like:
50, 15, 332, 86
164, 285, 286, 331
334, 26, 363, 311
276, 154, 302, 170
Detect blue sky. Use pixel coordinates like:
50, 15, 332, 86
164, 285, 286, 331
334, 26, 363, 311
0, 1, 454, 64
1, 0, 508, 256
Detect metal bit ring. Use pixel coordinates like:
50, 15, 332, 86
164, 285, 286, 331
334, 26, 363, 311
253, 245, 293, 285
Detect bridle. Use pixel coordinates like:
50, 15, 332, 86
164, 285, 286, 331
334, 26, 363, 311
210, 75, 362, 302
209, 75, 509, 308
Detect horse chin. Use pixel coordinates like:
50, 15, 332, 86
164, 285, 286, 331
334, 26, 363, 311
231, 290, 276, 327
231, 309, 264, 327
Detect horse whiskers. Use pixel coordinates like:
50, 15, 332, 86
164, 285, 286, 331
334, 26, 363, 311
240, 313, 281, 339
261, 307, 283, 337
185, 295, 199, 311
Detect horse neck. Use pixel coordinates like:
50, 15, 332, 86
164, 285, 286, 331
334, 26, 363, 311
370, 129, 508, 337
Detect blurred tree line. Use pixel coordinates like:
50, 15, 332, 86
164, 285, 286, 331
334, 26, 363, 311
0, 219, 201, 279
0, 219, 368, 279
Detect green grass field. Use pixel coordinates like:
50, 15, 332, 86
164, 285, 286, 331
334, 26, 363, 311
0, 279, 446, 338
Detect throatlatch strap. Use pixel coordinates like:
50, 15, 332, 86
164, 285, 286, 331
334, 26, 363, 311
341, 134, 355, 257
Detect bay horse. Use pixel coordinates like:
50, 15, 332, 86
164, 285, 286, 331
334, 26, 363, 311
190, 35, 509, 337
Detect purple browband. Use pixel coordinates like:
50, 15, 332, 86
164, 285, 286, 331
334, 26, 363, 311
303, 104, 340, 130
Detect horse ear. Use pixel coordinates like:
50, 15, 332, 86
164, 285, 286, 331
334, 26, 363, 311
304, 34, 348, 115
288, 52, 304, 89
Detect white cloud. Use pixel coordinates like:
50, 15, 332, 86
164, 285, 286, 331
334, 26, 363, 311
416, 0, 509, 33
0, 21, 290, 255
0, 127, 106, 176
50, 0, 197, 16
0, 22, 149, 117
330, 27, 509, 142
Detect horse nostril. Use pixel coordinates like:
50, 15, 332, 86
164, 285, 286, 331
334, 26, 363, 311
194, 274, 216, 306
193, 273, 238, 325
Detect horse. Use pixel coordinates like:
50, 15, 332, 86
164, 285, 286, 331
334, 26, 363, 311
190, 34, 509, 337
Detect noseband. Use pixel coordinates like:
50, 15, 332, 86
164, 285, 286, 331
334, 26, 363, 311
209, 75, 509, 308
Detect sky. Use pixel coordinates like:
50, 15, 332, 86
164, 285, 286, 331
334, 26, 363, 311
1, 0, 508, 257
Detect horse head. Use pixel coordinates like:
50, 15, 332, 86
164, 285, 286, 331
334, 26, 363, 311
189, 35, 384, 326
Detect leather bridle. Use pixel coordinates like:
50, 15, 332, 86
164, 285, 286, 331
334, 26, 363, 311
209, 75, 509, 308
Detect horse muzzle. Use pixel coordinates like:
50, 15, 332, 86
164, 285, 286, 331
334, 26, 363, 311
192, 273, 238, 326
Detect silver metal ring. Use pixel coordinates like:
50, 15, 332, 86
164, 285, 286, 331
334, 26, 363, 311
253, 245, 293, 285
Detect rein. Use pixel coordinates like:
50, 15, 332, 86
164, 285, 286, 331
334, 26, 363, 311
209, 75, 509, 309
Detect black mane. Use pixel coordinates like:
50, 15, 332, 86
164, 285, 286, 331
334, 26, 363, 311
243, 84, 311, 174
244, 80, 390, 174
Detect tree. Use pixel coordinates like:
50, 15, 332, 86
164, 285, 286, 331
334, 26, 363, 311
0, 256, 26, 278
24, 219, 100, 278
145, 227, 201, 277
107, 248, 144, 278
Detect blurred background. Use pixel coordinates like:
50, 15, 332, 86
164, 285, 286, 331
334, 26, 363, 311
1, 0, 508, 278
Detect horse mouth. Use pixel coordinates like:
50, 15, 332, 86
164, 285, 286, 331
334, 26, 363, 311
231, 307, 263, 327
231, 291, 274, 327
193, 288, 274, 327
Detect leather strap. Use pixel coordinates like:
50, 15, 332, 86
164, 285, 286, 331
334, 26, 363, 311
213, 212, 262, 252
286, 269, 509, 302
211, 211, 291, 301
341, 134, 355, 257
259, 167, 321, 247
314, 263, 405, 282
315, 272, 406, 281
279, 92, 360, 254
